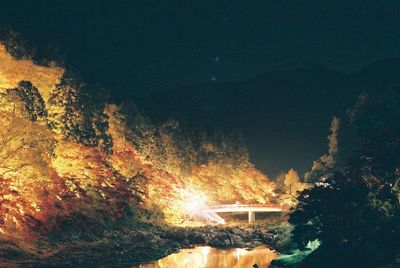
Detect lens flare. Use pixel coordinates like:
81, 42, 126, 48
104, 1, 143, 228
177, 189, 225, 224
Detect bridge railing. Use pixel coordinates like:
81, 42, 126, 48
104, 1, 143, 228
208, 204, 287, 209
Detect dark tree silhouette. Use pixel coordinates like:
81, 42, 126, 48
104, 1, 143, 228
290, 89, 400, 267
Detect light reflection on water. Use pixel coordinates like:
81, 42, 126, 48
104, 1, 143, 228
139, 246, 277, 268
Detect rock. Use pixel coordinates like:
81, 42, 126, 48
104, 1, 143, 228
208, 232, 238, 248
249, 241, 263, 247
187, 231, 206, 245
162, 229, 186, 242
181, 238, 190, 247
209, 237, 222, 247
261, 232, 274, 242
230, 227, 246, 237
169, 241, 181, 249
230, 234, 243, 246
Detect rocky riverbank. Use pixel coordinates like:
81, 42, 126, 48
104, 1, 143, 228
0, 222, 292, 267
160, 223, 292, 252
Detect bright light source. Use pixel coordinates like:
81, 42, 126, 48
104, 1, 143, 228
180, 189, 207, 217
185, 202, 200, 213
176, 188, 226, 224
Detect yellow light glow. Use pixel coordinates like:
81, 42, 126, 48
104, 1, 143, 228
182, 189, 207, 216
0, 43, 64, 101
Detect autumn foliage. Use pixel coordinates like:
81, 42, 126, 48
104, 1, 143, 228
0, 40, 276, 241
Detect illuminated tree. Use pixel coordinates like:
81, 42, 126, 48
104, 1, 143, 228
0, 106, 57, 238
284, 169, 306, 196
47, 72, 112, 153
274, 169, 308, 205
305, 117, 340, 183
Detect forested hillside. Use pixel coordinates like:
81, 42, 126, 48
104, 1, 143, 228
286, 87, 400, 267
0, 38, 276, 242
137, 61, 400, 177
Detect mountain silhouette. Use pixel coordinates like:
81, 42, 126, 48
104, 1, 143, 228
135, 60, 400, 178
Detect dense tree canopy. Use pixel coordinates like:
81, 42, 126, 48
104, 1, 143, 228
0, 39, 276, 239
290, 89, 400, 267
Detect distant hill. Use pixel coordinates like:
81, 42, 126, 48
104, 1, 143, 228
135, 60, 400, 178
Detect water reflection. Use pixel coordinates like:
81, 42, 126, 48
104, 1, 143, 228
140, 246, 277, 268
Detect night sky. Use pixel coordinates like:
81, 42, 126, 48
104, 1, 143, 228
1, 0, 400, 98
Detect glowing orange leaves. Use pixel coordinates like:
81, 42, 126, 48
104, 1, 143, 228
0, 43, 64, 101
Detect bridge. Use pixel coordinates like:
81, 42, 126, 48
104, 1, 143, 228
203, 204, 288, 223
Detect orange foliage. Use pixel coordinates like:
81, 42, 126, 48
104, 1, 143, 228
51, 141, 137, 221
0, 43, 64, 101
189, 162, 275, 205
0, 40, 278, 240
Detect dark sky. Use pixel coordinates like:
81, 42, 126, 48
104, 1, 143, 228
1, 0, 400, 97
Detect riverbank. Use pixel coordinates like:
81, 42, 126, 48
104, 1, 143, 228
0, 222, 292, 267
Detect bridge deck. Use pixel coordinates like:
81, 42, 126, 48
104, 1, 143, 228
204, 204, 286, 213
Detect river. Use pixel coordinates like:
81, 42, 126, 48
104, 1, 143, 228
139, 246, 277, 268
